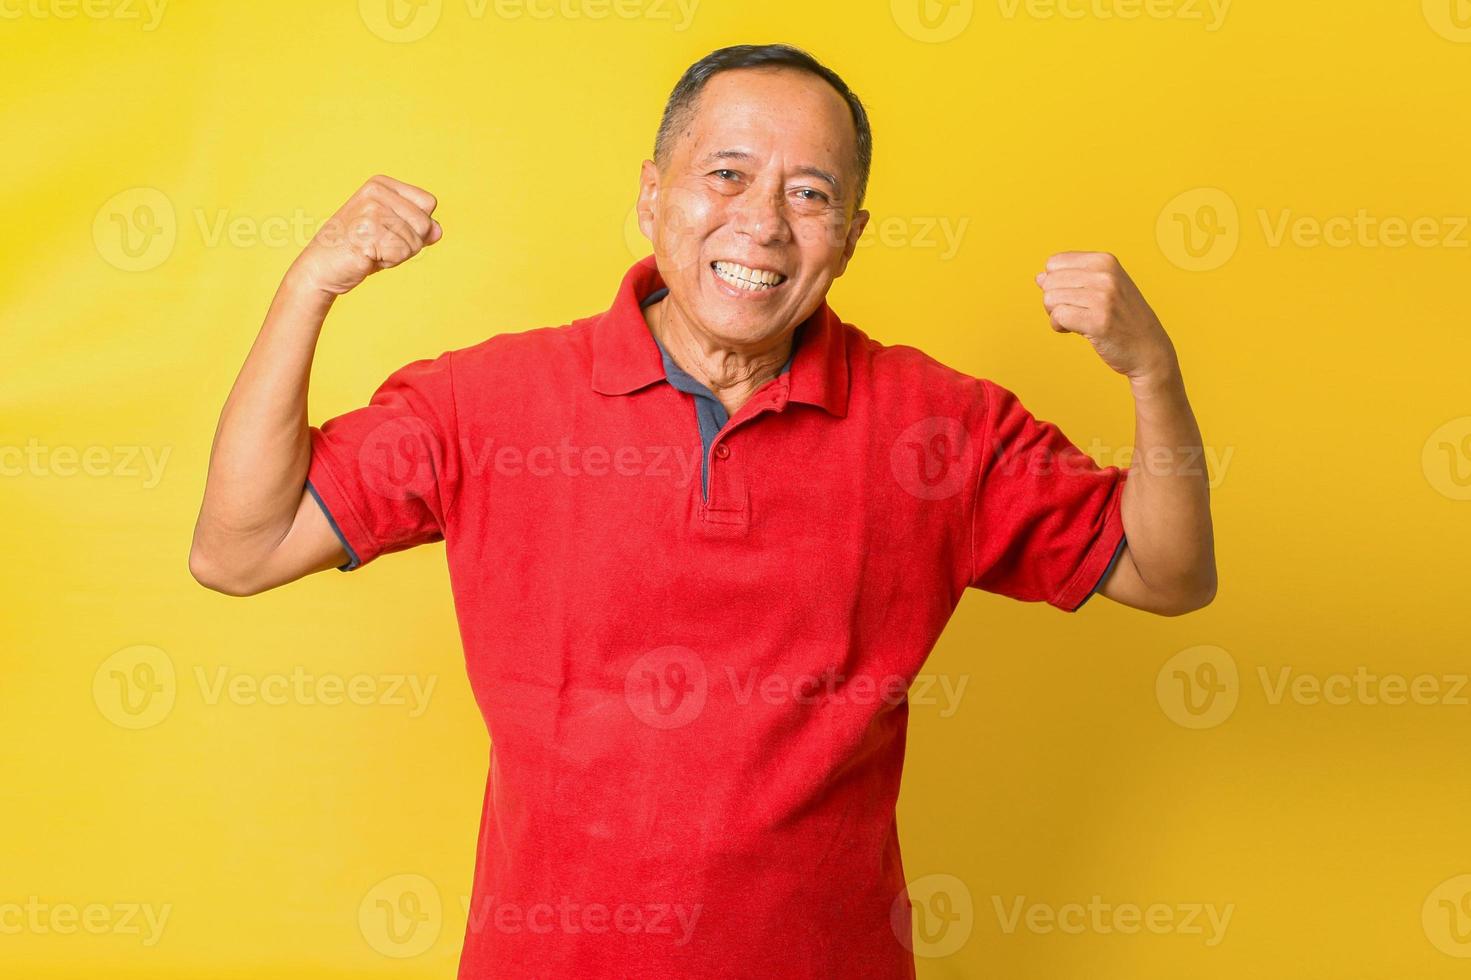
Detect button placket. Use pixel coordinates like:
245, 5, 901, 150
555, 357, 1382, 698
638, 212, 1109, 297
698, 381, 787, 528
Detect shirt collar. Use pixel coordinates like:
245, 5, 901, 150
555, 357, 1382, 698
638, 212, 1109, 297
590, 255, 850, 417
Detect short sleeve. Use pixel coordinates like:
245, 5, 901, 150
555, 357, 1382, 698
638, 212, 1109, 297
305, 352, 460, 571
969, 380, 1128, 611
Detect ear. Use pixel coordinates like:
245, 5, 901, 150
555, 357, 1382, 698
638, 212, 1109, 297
636, 159, 660, 244
835, 208, 870, 278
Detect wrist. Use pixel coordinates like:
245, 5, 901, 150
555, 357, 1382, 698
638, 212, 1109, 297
1129, 370, 1185, 405
280, 264, 338, 313
1128, 350, 1183, 398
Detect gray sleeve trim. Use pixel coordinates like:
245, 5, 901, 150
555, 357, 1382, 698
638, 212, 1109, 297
1074, 534, 1127, 610
305, 479, 360, 572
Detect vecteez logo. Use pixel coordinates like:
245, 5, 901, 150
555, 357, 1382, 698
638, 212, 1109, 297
1423, 0, 1471, 42
891, 0, 975, 43
93, 645, 177, 730
1424, 874, 1471, 957
1424, 417, 1471, 501
891, 417, 972, 501
359, 874, 442, 957
359, 0, 699, 42
624, 646, 708, 730
1155, 645, 1239, 729
358, 416, 442, 502
891, 873, 974, 958
94, 188, 177, 272
1157, 188, 1240, 272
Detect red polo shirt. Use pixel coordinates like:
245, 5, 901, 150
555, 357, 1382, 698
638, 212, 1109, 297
306, 255, 1127, 978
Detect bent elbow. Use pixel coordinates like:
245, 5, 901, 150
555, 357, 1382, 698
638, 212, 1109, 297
1157, 573, 1217, 617
188, 545, 260, 597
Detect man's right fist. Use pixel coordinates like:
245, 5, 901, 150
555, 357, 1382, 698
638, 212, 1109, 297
291, 175, 443, 296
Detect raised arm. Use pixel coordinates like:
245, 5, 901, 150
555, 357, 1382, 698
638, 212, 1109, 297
188, 175, 443, 596
1036, 251, 1217, 616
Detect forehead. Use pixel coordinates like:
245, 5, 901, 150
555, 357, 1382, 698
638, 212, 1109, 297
680, 68, 857, 169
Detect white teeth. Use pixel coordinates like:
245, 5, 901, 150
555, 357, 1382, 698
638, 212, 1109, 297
713, 261, 786, 291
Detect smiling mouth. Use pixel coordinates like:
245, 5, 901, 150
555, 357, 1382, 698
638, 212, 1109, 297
711, 260, 788, 292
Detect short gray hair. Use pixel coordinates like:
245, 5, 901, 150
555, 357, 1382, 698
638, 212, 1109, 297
653, 44, 873, 210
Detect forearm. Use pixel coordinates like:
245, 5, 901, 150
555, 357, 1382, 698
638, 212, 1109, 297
191, 268, 334, 566
1119, 356, 1216, 605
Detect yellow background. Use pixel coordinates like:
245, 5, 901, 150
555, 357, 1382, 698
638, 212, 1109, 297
4, 0, 1470, 976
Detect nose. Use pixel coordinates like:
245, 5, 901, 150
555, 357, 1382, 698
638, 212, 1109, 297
728, 181, 791, 246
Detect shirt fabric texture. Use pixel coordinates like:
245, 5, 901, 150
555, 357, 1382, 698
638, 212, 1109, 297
304, 255, 1130, 979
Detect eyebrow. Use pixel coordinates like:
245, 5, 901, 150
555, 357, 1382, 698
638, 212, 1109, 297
697, 149, 843, 195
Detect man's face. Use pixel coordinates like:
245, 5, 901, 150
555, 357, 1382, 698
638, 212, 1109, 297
636, 67, 870, 350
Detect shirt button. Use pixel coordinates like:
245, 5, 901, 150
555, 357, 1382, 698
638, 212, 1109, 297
714, 443, 730, 460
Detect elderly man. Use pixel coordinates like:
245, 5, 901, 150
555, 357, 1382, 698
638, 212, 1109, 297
190, 43, 1214, 980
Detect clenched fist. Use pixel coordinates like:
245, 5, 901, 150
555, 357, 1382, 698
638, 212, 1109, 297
1035, 252, 1177, 383
291, 175, 443, 296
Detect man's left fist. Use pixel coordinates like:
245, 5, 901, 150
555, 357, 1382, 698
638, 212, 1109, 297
1035, 252, 1177, 382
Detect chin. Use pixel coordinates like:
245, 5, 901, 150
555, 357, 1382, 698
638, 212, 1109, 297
700, 306, 797, 346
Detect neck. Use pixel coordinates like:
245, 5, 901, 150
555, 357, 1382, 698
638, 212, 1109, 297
644, 297, 793, 417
